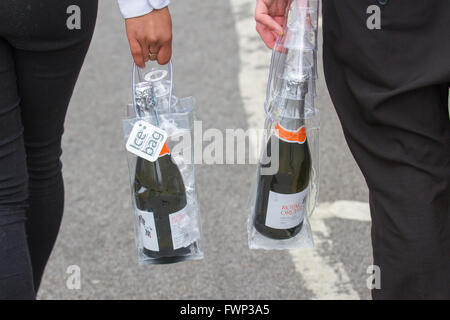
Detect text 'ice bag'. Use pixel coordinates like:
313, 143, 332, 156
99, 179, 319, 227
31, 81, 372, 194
123, 61, 203, 265
249, 0, 320, 250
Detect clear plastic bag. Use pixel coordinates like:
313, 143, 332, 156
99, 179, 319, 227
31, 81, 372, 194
123, 62, 203, 265
248, 0, 320, 250
248, 110, 320, 250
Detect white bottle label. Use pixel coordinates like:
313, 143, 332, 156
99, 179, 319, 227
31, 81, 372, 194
265, 188, 308, 229
169, 206, 192, 250
137, 209, 159, 252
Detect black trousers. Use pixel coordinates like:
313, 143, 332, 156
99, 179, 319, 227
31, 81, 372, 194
322, 0, 450, 299
0, 1, 97, 299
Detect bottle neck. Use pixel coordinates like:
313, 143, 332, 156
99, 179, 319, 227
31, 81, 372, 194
278, 98, 306, 130
274, 98, 307, 144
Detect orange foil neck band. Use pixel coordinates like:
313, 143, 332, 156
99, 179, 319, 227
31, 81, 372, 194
159, 143, 170, 157
275, 123, 306, 144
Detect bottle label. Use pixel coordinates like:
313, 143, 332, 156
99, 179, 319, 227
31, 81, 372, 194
275, 123, 306, 144
265, 188, 308, 229
126, 120, 168, 162
137, 209, 159, 252
169, 206, 192, 250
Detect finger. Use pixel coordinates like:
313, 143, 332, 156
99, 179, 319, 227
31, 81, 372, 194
273, 16, 286, 29
128, 37, 145, 68
255, 13, 283, 36
255, 1, 283, 36
256, 23, 277, 49
148, 44, 161, 62
157, 44, 172, 65
136, 38, 151, 67
255, 0, 269, 17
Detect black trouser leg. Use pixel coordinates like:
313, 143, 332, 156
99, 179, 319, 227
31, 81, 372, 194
15, 30, 97, 292
322, 0, 450, 299
0, 38, 34, 299
0, 0, 97, 298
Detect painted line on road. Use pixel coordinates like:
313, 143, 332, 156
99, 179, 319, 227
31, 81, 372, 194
314, 200, 371, 222
289, 201, 371, 300
230, 0, 369, 300
229, 0, 271, 161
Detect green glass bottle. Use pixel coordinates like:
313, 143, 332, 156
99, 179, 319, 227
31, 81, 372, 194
254, 97, 311, 240
134, 143, 196, 263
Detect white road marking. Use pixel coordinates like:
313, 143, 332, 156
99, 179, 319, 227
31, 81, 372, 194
230, 0, 371, 300
315, 201, 371, 222
290, 201, 371, 300
229, 0, 271, 160
290, 248, 359, 300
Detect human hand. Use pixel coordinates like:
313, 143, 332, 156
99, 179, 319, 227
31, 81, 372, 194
255, 0, 290, 49
125, 7, 172, 68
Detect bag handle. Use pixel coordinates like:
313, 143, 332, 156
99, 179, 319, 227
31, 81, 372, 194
132, 59, 174, 123
263, 39, 279, 123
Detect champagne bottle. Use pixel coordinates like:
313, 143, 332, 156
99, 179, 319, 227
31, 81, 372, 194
134, 143, 196, 262
254, 93, 311, 240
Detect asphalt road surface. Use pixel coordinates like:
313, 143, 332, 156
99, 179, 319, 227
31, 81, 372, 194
38, 0, 372, 300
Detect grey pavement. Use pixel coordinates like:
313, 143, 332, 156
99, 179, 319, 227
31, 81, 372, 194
38, 0, 371, 300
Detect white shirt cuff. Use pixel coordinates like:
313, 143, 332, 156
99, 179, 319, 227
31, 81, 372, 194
149, 0, 170, 10
117, 0, 170, 19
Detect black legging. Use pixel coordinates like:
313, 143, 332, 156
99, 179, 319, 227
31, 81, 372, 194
0, 0, 98, 299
